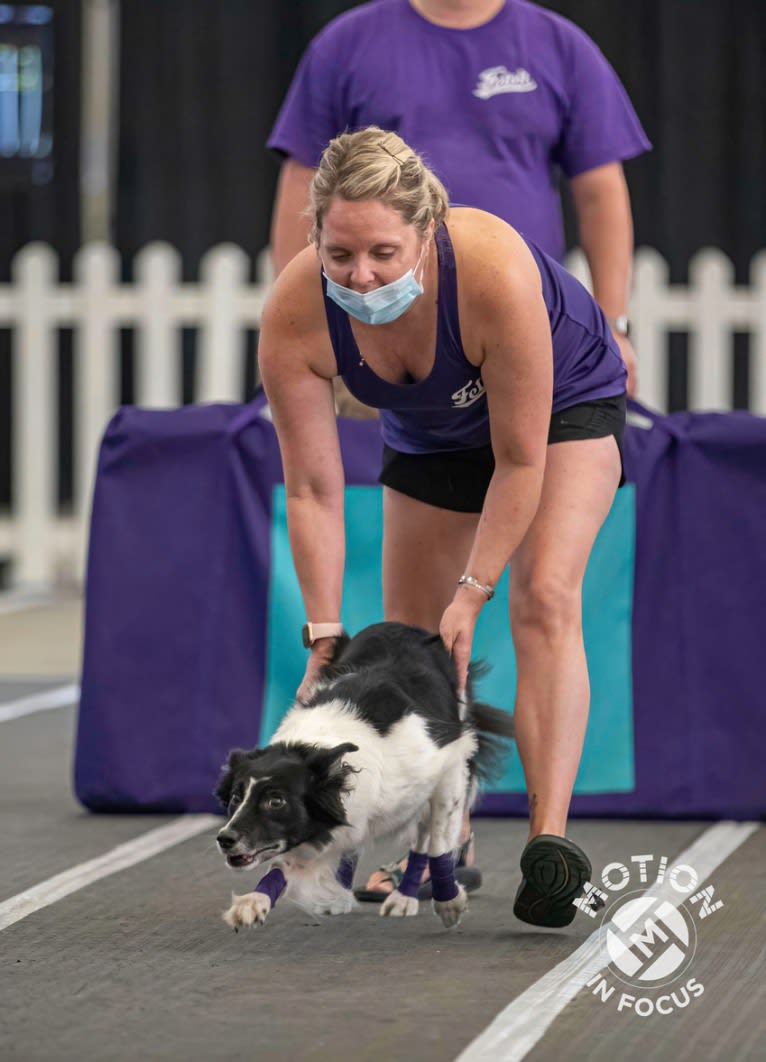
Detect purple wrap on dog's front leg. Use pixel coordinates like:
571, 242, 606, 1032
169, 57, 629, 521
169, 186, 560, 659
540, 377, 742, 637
429, 853, 459, 902
398, 851, 429, 898
255, 867, 286, 907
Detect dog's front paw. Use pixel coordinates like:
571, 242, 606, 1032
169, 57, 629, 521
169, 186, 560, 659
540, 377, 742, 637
433, 883, 468, 929
223, 891, 272, 930
380, 889, 419, 918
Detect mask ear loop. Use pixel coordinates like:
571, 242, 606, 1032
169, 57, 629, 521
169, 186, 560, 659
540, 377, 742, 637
415, 223, 435, 285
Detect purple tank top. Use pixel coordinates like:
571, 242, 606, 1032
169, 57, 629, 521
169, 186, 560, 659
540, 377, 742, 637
322, 224, 626, 454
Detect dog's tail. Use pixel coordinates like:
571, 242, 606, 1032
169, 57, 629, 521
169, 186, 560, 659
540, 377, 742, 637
468, 700, 515, 788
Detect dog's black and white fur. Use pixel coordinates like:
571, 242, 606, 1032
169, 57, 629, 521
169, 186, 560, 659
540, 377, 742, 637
215, 621, 513, 930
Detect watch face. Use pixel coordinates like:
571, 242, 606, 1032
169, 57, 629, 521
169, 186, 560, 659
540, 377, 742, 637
302, 624, 312, 648
614, 316, 630, 337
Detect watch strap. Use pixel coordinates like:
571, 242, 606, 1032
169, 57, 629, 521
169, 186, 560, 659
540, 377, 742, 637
302, 622, 346, 648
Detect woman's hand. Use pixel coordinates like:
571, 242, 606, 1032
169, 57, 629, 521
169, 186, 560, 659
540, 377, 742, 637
296, 639, 338, 703
439, 589, 486, 692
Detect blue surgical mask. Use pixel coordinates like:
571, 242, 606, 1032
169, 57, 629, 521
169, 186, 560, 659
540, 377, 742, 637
322, 244, 426, 326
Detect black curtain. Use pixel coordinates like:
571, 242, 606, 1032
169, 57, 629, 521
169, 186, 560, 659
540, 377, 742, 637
115, 0, 355, 278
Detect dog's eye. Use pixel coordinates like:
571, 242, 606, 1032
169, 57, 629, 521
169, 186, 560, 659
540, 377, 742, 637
264, 796, 286, 811
228, 793, 242, 808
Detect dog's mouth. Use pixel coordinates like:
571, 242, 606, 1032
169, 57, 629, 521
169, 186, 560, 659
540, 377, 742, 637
226, 844, 281, 869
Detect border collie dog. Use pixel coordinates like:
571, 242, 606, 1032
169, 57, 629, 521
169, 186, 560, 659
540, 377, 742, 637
215, 621, 513, 930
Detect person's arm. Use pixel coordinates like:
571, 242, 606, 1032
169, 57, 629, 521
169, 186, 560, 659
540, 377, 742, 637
571, 161, 638, 395
441, 221, 553, 685
270, 159, 316, 277
258, 253, 345, 695
267, 17, 350, 277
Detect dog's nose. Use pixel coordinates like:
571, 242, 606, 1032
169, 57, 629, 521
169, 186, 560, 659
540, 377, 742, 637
217, 830, 238, 851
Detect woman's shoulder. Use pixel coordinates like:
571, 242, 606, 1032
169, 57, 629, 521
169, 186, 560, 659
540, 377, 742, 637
263, 245, 327, 335
259, 245, 336, 381
447, 205, 516, 240
446, 208, 540, 299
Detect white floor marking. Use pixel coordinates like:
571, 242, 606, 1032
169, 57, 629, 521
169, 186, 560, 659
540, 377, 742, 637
0, 684, 80, 722
455, 821, 761, 1062
0, 815, 220, 932
0, 588, 56, 615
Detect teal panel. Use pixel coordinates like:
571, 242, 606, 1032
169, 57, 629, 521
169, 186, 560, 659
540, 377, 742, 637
262, 484, 635, 794
261, 487, 384, 743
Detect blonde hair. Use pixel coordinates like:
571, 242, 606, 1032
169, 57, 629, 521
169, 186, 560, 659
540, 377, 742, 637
309, 127, 450, 245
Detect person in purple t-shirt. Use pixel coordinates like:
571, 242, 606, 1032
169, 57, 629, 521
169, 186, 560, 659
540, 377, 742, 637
259, 127, 626, 927
268, 0, 651, 395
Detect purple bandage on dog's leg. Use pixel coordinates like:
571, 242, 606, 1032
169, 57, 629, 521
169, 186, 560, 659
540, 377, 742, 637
336, 853, 357, 890
397, 851, 429, 899
254, 867, 286, 907
429, 853, 459, 902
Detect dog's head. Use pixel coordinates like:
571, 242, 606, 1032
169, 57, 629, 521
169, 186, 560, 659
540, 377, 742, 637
214, 741, 359, 871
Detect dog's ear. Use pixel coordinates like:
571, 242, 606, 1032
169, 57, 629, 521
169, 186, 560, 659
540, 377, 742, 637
327, 633, 350, 663
214, 747, 261, 807
214, 767, 235, 808
305, 742, 359, 777
303, 743, 359, 828
227, 748, 251, 769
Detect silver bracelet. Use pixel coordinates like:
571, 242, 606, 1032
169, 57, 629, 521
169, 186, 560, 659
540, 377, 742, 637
457, 575, 495, 601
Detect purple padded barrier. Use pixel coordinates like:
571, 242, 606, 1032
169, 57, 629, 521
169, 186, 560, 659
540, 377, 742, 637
481, 400, 766, 820
75, 395, 766, 819
627, 402, 766, 818
74, 394, 381, 812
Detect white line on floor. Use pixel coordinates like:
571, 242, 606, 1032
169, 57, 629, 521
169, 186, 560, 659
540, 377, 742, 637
0, 588, 55, 616
0, 815, 220, 932
0, 684, 80, 722
455, 821, 761, 1062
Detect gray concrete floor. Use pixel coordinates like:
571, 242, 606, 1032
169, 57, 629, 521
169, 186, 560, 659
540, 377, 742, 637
0, 600, 764, 1062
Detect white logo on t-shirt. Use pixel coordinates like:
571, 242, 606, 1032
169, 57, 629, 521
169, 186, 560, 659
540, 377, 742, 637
452, 377, 486, 408
473, 66, 538, 99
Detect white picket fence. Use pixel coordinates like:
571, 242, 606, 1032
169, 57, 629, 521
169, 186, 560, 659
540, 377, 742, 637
0, 240, 765, 588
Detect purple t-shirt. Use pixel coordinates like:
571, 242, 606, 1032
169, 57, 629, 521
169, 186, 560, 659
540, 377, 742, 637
322, 223, 627, 454
268, 0, 651, 261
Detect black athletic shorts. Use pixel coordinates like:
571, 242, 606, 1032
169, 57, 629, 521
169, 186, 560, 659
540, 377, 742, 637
378, 393, 627, 514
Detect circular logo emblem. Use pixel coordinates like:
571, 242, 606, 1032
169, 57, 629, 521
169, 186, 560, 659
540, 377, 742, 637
602, 892, 697, 988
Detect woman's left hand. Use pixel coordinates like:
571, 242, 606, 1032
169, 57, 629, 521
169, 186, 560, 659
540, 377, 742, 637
439, 591, 485, 692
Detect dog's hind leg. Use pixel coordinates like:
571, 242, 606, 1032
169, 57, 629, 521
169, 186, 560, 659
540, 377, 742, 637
380, 817, 430, 919
336, 851, 358, 891
428, 761, 470, 929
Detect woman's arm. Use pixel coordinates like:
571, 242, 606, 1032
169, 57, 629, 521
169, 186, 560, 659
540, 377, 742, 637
258, 256, 346, 682
464, 228, 552, 585
442, 215, 553, 682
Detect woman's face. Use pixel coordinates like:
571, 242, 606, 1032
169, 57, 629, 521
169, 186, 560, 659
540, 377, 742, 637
319, 197, 426, 292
